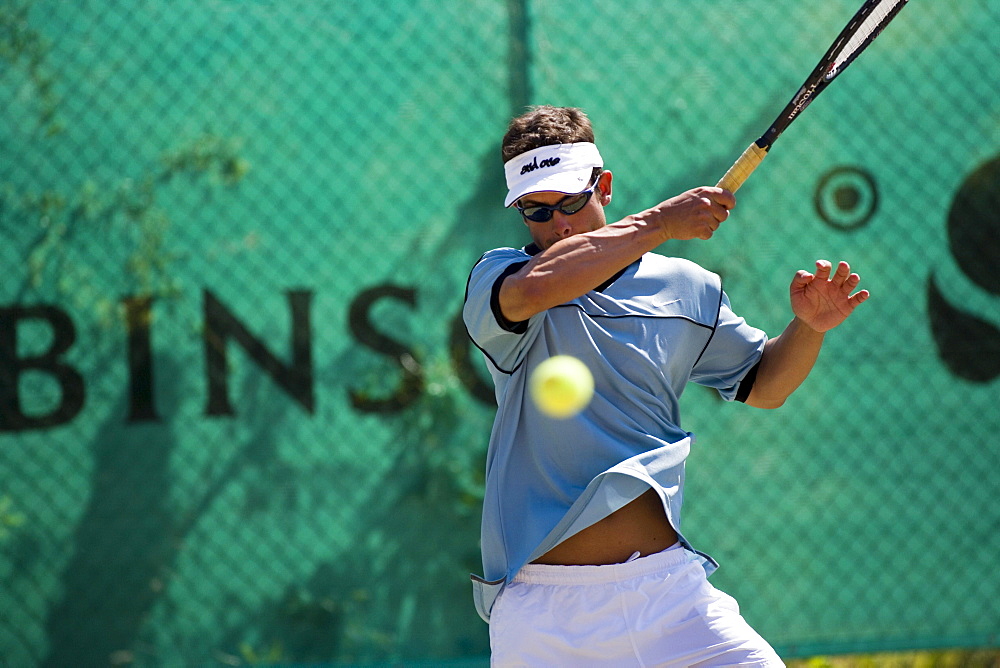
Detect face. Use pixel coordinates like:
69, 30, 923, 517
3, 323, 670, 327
517, 171, 613, 250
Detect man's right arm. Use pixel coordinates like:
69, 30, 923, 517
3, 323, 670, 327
499, 186, 736, 323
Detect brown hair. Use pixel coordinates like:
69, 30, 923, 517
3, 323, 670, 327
501, 105, 596, 164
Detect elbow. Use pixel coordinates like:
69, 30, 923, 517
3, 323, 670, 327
499, 279, 546, 324
744, 392, 787, 410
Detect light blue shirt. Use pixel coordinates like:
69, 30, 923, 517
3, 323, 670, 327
463, 245, 767, 622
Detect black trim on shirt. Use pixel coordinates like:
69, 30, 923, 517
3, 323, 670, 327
484, 240, 640, 338
735, 360, 761, 403
596, 265, 629, 293
690, 281, 761, 402
527, 242, 632, 293
550, 303, 714, 329
692, 284, 725, 368
491, 260, 530, 333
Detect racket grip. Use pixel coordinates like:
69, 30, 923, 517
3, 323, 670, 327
716, 141, 768, 193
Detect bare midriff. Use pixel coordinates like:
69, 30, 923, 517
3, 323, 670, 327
531, 488, 679, 566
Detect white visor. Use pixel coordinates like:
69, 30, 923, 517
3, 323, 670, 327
503, 142, 604, 207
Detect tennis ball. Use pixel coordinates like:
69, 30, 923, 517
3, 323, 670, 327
529, 355, 594, 419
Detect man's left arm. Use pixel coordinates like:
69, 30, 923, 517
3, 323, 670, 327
745, 260, 869, 410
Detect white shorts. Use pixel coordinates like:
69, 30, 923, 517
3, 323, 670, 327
489, 545, 784, 667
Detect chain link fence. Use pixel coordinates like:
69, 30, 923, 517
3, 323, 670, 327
1, 0, 998, 665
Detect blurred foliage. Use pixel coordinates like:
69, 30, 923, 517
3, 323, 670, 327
788, 650, 1000, 668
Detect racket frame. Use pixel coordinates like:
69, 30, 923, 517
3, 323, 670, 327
717, 0, 909, 192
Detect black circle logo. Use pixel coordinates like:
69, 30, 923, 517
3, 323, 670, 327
814, 166, 878, 231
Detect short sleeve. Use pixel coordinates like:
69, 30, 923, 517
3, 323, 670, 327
463, 248, 541, 373
690, 291, 767, 401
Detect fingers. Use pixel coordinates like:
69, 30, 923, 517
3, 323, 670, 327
850, 289, 871, 306
792, 269, 814, 286
694, 187, 734, 235
843, 272, 863, 294
813, 259, 834, 280
653, 186, 737, 241
703, 186, 737, 211
698, 187, 735, 221
816, 260, 856, 286
697, 198, 727, 234
813, 259, 869, 301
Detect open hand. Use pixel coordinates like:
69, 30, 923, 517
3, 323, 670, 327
790, 260, 870, 332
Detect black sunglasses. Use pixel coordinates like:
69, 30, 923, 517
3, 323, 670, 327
515, 174, 602, 223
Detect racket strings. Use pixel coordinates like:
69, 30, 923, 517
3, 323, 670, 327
833, 0, 906, 70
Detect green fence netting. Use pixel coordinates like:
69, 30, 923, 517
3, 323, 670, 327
1, 0, 998, 665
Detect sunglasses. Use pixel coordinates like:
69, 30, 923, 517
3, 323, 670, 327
515, 174, 602, 223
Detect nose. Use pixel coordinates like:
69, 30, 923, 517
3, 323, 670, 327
552, 212, 573, 238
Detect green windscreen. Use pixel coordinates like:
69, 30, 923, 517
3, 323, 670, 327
1, 1, 998, 664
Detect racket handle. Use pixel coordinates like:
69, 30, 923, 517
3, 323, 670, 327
717, 141, 768, 193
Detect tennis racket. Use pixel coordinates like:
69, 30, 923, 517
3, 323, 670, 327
717, 0, 909, 193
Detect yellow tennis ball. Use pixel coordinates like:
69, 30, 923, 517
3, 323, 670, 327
529, 355, 594, 419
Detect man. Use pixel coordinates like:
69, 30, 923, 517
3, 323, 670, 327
463, 106, 869, 666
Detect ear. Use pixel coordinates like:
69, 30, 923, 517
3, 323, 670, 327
596, 170, 613, 205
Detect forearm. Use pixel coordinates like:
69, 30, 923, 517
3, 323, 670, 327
498, 186, 734, 323
499, 216, 668, 322
745, 317, 826, 409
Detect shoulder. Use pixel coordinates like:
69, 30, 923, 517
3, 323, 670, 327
638, 253, 720, 290
465, 247, 532, 307
468, 247, 532, 286
618, 253, 723, 324
477, 246, 531, 263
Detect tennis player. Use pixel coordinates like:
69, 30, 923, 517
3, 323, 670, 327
463, 106, 869, 666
